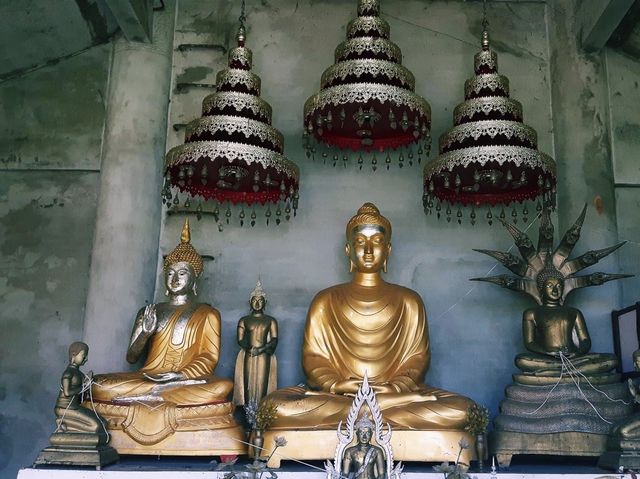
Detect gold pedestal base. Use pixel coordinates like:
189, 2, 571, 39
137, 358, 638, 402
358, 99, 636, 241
262, 429, 475, 467
34, 445, 118, 470
106, 425, 246, 456
490, 430, 608, 468
89, 400, 247, 457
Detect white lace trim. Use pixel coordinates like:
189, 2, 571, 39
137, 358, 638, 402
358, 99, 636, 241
165, 140, 299, 180
321, 59, 414, 89
347, 16, 390, 39
335, 38, 402, 63
185, 115, 283, 152
424, 145, 556, 178
304, 82, 431, 119
228, 47, 252, 69
357, 0, 380, 15
474, 49, 498, 73
464, 74, 509, 98
439, 120, 537, 153
216, 69, 261, 94
453, 97, 522, 124
202, 92, 272, 123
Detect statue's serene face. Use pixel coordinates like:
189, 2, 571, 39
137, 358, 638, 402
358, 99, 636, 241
250, 296, 265, 312
166, 261, 196, 295
346, 225, 390, 273
356, 426, 372, 445
543, 277, 564, 301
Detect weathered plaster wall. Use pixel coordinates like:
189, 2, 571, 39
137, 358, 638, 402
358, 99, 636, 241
157, 0, 554, 424
0, 46, 110, 477
0, 0, 117, 81
605, 48, 640, 307
546, 0, 624, 355
3, 1, 640, 476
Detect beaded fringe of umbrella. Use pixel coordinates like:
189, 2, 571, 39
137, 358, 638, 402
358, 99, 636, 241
163, 19, 300, 227
303, 0, 431, 171
423, 28, 556, 225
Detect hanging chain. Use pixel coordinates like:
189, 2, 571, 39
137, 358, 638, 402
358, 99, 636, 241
239, 0, 247, 27
482, 0, 489, 31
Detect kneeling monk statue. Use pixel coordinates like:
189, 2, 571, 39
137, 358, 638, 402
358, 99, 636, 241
263, 203, 475, 464
89, 219, 244, 455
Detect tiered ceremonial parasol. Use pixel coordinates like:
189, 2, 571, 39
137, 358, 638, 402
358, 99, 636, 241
303, 0, 431, 170
164, 4, 299, 226
423, 26, 556, 225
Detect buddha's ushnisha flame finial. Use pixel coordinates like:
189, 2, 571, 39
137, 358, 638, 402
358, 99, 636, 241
250, 278, 266, 301
164, 218, 204, 276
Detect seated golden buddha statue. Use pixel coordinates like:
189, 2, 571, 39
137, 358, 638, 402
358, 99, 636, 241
88, 220, 244, 456
263, 203, 475, 465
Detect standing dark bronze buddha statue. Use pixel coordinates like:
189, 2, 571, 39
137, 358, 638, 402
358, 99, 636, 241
233, 279, 279, 406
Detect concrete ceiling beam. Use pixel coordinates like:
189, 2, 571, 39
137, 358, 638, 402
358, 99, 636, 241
105, 0, 153, 43
578, 0, 635, 52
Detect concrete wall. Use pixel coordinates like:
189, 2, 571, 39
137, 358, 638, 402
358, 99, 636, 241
605, 48, 640, 307
546, 0, 625, 358
0, 45, 111, 477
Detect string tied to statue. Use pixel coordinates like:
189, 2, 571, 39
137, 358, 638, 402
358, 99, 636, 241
523, 352, 631, 424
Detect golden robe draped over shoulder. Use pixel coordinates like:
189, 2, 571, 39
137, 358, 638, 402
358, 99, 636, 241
92, 304, 232, 405
267, 283, 473, 430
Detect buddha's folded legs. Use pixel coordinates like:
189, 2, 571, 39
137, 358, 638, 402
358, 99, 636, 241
378, 386, 473, 430
157, 377, 233, 404
267, 385, 472, 430
91, 373, 233, 405
515, 353, 618, 375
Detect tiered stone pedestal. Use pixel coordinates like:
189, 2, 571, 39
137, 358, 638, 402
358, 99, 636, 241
262, 429, 475, 467
491, 376, 633, 467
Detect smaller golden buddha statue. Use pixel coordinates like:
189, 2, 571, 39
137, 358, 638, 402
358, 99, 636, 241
342, 415, 385, 479
35, 342, 118, 468
233, 279, 278, 406
88, 219, 244, 455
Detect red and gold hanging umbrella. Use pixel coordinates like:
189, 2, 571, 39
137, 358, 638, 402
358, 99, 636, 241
423, 29, 556, 224
303, 0, 431, 170
164, 15, 299, 227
